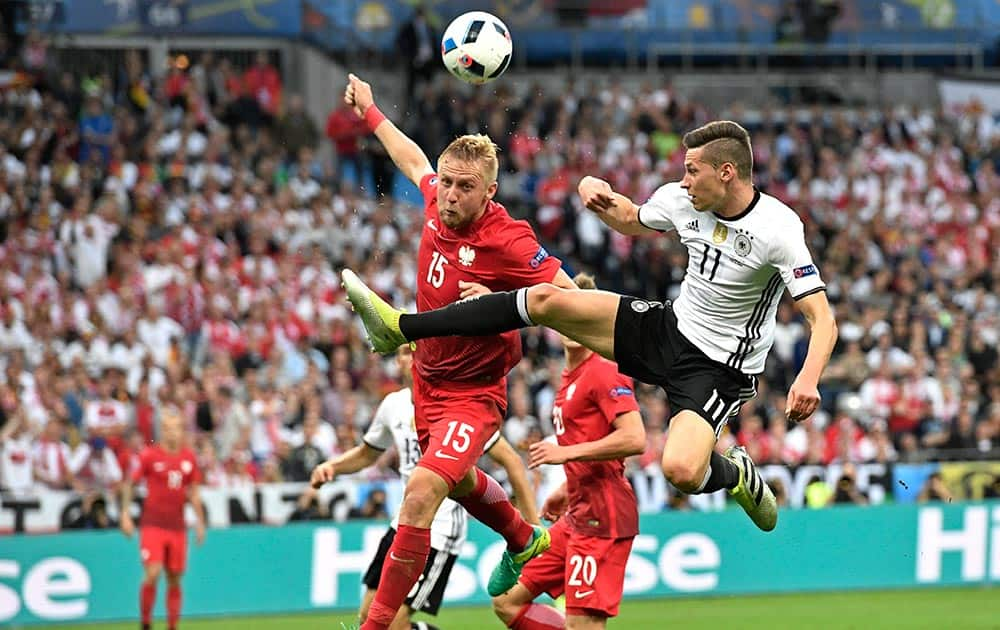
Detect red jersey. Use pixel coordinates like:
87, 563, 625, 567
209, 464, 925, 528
553, 352, 640, 538
414, 173, 561, 393
132, 445, 201, 531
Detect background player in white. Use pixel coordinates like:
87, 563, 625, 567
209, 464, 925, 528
343, 120, 838, 532
311, 345, 539, 630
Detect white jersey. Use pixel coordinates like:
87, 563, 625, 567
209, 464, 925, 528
363, 387, 501, 554
638, 183, 825, 374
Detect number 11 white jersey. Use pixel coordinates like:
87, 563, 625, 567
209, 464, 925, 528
637, 183, 826, 375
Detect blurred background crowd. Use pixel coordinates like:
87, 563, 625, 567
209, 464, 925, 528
0, 26, 997, 526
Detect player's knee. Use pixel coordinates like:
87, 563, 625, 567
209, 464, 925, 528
144, 565, 162, 583
661, 457, 703, 492
491, 594, 520, 626
526, 283, 565, 325
398, 483, 444, 525
165, 572, 182, 587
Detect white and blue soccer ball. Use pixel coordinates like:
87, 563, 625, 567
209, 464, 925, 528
441, 11, 512, 85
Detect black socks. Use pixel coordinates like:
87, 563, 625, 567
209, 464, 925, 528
399, 289, 532, 341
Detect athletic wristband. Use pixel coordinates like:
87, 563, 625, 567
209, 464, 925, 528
364, 105, 386, 132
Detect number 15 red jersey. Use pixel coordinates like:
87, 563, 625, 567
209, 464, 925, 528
414, 173, 562, 392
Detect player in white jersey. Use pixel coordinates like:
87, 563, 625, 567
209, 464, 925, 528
310, 346, 538, 630
341, 121, 838, 533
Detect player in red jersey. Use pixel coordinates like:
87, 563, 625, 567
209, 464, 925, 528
492, 274, 645, 630
339, 73, 577, 630
120, 413, 205, 630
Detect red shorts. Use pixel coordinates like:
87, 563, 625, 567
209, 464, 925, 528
139, 525, 188, 574
412, 374, 504, 490
519, 518, 634, 618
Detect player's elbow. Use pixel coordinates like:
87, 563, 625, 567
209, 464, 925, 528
625, 432, 646, 457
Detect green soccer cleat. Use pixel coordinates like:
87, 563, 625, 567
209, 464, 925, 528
488, 525, 551, 597
341, 269, 408, 355
725, 445, 777, 532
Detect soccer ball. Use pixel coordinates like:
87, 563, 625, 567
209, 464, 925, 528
441, 11, 512, 85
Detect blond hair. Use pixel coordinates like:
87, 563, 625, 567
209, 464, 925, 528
573, 272, 597, 290
441, 134, 500, 184
682, 121, 753, 180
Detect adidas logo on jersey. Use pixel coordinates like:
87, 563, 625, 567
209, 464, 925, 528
685, 219, 700, 232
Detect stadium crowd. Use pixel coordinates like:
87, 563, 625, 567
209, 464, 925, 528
0, 42, 997, 521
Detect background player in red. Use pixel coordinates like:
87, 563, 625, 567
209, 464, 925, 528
340, 73, 577, 630
492, 274, 645, 630
120, 412, 206, 630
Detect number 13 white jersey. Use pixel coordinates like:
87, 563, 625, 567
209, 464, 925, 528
637, 183, 825, 375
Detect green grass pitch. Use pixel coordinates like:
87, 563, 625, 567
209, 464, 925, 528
38, 587, 1000, 630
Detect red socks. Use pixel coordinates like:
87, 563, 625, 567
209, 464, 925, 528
509, 603, 565, 629
167, 584, 181, 628
140, 582, 156, 624
456, 468, 533, 550
360, 524, 431, 630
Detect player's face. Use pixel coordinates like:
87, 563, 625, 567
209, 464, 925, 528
161, 416, 183, 449
436, 157, 497, 229
680, 148, 729, 213
395, 346, 414, 382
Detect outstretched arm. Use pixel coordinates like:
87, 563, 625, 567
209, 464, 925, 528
487, 437, 540, 524
345, 73, 433, 187
787, 290, 838, 422
310, 442, 382, 488
578, 176, 657, 236
528, 411, 645, 467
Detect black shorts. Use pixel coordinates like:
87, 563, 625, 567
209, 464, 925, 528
362, 527, 458, 616
613, 297, 757, 436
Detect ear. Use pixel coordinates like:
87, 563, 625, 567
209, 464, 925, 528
719, 162, 737, 183
485, 180, 498, 201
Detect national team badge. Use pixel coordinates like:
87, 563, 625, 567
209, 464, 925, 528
181, 460, 192, 474
458, 245, 476, 267
734, 233, 752, 256
712, 223, 728, 244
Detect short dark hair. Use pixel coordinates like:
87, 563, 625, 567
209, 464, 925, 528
682, 121, 753, 180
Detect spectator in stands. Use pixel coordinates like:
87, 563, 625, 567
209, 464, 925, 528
288, 486, 329, 521
78, 93, 114, 167
32, 418, 72, 489
242, 51, 282, 124
1, 408, 35, 496
395, 5, 437, 112
347, 487, 389, 520
276, 94, 319, 161
917, 472, 952, 503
